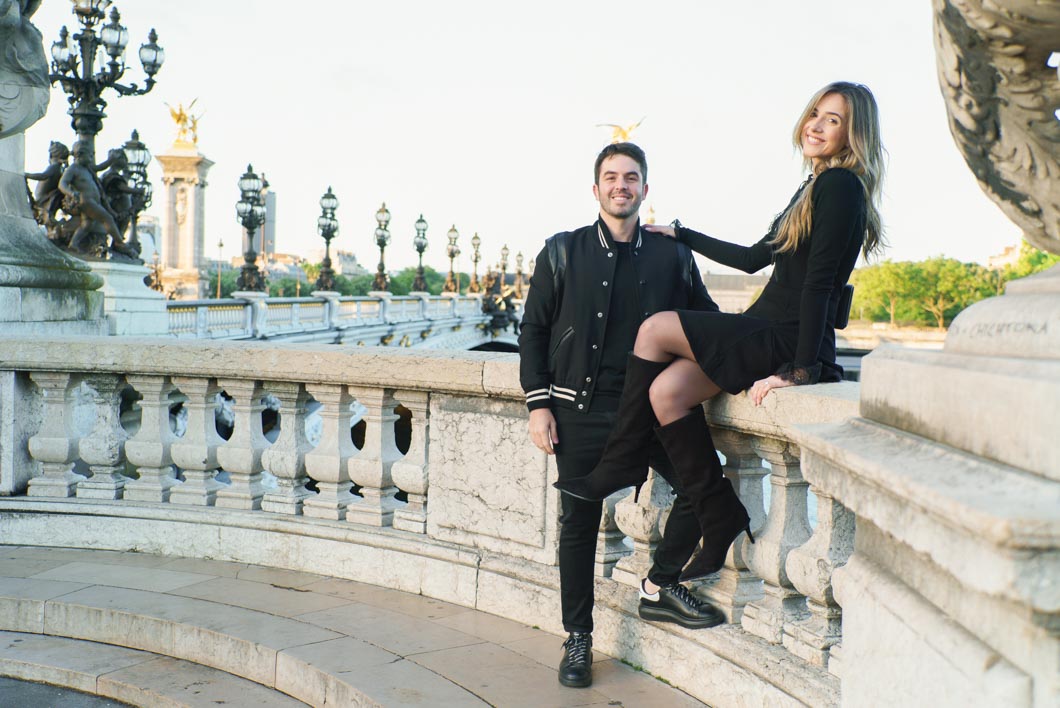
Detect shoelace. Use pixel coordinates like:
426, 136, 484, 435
564, 634, 591, 664
666, 583, 703, 610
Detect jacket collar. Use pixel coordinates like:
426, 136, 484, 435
596, 217, 643, 250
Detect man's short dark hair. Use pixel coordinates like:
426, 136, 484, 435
594, 142, 647, 185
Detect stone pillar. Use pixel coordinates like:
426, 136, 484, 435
390, 390, 429, 533
123, 375, 181, 502
302, 382, 356, 520
215, 379, 268, 510
233, 292, 269, 338
169, 377, 224, 505
740, 437, 811, 644
595, 494, 631, 577
346, 386, 401, 526
260, 382, 314, 514
612, 473, 671, 587
784, 485, 855, 668
697, 428, 768, 623
76, 374, 129, 500
156, 143, 214, 300
26, 372, 86, 497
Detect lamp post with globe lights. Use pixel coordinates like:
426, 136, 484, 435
48, 1, 164, 158
514, 251, 525, 298
412, 214, 429, 292
120, 129, 151, 255
372, 202, 391, 291
315, 187, 339, 291
443, 225, 461, 293
500, 244, 510, 293
234, 165, 267, 292
468, 232, 482, 293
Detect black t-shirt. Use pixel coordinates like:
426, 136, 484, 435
596, 241, 641, 395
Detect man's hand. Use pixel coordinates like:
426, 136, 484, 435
528, 408, 558, 455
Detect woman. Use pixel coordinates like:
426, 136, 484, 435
555, 81, 885, 583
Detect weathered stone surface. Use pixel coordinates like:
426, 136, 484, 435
0, 630, 149, 694
427, 395, 559, 565
859, 346, 1060, 480
834, 555, 1032, 707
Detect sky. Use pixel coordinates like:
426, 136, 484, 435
24, 1, 1024, 277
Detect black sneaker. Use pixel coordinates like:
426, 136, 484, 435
558, 631, 593, 688
638, 580, 724, 629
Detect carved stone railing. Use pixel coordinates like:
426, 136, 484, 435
0, 337, 858, 706
165, 293, 518, 349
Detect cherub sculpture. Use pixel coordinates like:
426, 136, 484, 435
25, 140, 70, 242
58, 141, 137, 259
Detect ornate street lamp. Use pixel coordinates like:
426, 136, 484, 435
235, 164, 267, 292
315, 187, 339, 291
514, 251, 525, 298
468, 232, 482, 294
120, 129, 151, 254
373, 202, 391, 291
443, 225, 461, 293
500, 244, 510, 293
412, 214, 429, 292
49, 2, 164, 159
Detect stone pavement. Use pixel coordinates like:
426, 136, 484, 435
0, 546, 706, 707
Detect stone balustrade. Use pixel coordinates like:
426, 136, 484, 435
165, 293, 515, 350
0, 337, 858, 706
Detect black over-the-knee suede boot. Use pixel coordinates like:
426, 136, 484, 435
553, 354, 668, 502
654, 408, 754, 583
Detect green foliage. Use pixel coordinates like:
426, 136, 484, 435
1002, 242, 1060, 282
268, 277, 309, 297
206, 269, 239, 299
849, 245, 1058, 329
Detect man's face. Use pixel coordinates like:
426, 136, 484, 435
593, 155, 647, 220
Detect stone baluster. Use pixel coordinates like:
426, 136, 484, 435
302, 383, 356, 520
27, 372, 86, 497
346, 386, 401, 526
390, 390, 430, 533
595, 493, 632, 578
696, 428, 768, 623
123, 375, 181, 502
260, 382, 314, 514
611, 472, 672, 587
215, 379, 268, 510
76, 374, 129, 499
783, 483, 855, 669
740, 437, 812, 644
169, 377, 224, 505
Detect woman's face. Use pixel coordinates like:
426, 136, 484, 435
801, 92, 849, 166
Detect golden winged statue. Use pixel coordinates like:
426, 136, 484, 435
596, 117, 646, 144
165, 99, 204, 145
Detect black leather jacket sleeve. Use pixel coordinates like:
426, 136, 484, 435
517, 246, 555, 411
687, 254, 720, 312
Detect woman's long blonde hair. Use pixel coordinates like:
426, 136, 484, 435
772, 82, 885, 258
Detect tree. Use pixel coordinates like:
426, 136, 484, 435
916, 257, 992, 330
851, 260, 922, 325
1001, 242, 1060, 282
206, 269, 239, 299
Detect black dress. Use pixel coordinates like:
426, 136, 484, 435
675, 167, 867, 393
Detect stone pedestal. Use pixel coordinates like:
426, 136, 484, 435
0, 135, 106, 337
91, 261, 168, 336
793, 266, 1060, 706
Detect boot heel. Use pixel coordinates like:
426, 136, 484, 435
745, 525, 755, 544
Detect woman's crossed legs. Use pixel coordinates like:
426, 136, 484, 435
634, 312, 722, 425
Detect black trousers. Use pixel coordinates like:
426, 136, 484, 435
553, 401, 702, 634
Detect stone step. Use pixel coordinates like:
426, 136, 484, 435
0, 630, 305, 707
0, 546, 705, 707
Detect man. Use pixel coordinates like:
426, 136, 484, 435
519, 143, 723, 689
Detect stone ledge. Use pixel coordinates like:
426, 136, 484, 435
0, 630, 304, 707
792, 418, 1060, 613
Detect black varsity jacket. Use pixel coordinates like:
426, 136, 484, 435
518, 219, 718, 413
